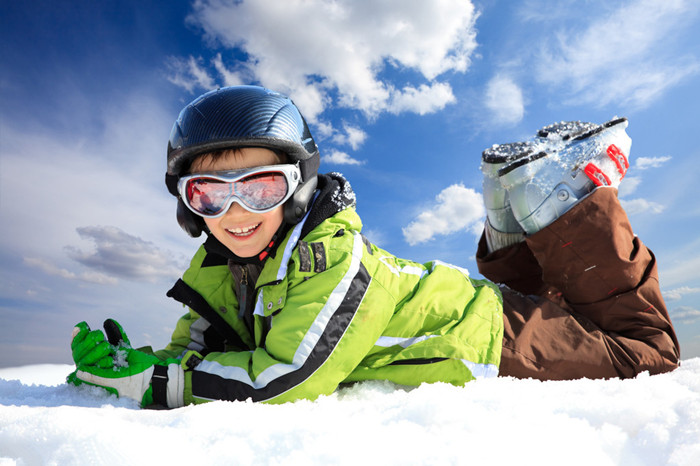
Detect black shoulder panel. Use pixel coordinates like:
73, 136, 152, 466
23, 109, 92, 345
166, 279, 248, 350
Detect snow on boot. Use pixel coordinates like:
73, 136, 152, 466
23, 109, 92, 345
536, 120, 599, 140
498, 118, 631, 235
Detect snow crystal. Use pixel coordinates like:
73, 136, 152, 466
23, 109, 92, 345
113, 349, 129, 369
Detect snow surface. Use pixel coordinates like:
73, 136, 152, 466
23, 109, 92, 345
2, 359, 700, 465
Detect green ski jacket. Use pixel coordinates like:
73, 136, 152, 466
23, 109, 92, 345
158, 174, 503, 404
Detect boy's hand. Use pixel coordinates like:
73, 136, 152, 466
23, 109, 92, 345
68, 319, 184, 408
70, 319, 132, 368
70, 321, 114, 368
68, 347, 164, 406
102, 318, 132, 347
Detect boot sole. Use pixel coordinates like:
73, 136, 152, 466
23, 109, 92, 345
498, 117, 629, 179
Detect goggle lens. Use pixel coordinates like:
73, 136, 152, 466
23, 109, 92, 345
184, 172, 290, 216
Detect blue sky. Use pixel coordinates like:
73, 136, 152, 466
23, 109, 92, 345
1, 0, 699, 367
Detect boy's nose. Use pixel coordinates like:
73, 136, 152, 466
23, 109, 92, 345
224, 200, 248, 216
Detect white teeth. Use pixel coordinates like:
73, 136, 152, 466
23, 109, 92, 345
227, 224, 259, 236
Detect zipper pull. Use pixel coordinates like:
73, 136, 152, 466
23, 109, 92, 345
238, 268, 248, 319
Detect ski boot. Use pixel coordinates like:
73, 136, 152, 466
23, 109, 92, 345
499, 117, 631, 235
481, 141, 533, 234
481, 142, 534, 252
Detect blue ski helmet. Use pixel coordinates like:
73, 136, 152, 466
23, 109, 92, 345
165, 86, 320, 237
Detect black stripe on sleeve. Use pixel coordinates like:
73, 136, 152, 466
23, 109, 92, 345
191, 262, 372, 403
360, 234, 373, 255
389, 357, 448, 366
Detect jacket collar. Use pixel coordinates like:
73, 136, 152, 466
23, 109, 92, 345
299, 173, 356, 239
201, 172, 356, 279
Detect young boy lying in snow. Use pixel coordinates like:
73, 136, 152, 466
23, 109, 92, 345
68, 86, 680, 408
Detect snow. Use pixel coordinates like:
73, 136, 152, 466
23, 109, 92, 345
2, 359, 700, 465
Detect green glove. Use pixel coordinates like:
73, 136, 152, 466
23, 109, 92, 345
70, 318, 134, 367
70, 321, 113, 368
67, 319, 186, 408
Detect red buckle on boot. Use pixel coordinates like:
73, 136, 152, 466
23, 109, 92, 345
606, 144, 629, 177
584, 163, 612, 187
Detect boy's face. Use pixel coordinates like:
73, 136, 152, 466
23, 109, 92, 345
190, 147, 285, 258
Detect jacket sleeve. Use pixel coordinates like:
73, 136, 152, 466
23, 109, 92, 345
153, 310, 207, 360
183, 231, 394, 404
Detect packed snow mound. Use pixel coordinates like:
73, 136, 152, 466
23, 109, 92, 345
2, 359, 700, 465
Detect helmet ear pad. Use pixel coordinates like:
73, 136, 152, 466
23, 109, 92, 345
284, 176, 318, 225
176, 199, 205, 238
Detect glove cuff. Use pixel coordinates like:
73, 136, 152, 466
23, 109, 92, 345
150, 362, 185, 408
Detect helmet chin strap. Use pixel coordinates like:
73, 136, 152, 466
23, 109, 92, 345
256, 222, 289, 262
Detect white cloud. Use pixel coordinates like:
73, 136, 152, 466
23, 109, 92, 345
181, 0, 479, 120
0, 84, 203, 366
402, 184, 484, 245
618, 175, 641, 197
484, 75, 525, 125
387, 83, 456, 116
535, 0, 700, 109
670, 306, 700, 324
636, 156, 672, 170
517, 0, 580, 23
664, 286, 700, 301
212, 53, 246, 87
23, 258, 76, 281
314, 121, 335, 140
322, 150, 364, 166
331, 124, 368, 151
619, 157, 670, 198
620, 198, 665, 215
24, 257, 118, 285
659, 243, 700, 289
65, 226, 185, 283
0, 91, 196, 293
166, 56, 216, 93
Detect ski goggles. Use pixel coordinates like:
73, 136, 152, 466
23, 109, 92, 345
177, 164, 301, 218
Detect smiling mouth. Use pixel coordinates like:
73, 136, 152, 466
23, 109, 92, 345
226, 223, 261, 238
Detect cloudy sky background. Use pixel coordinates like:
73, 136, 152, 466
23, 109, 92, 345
1, 0, 699, 367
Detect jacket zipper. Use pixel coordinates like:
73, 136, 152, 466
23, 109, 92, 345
238, 267, 249, 319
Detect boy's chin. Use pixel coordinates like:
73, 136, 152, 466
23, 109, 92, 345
234, 250, 260, 259
226, 245, 262, 259
226, 240, 267, 259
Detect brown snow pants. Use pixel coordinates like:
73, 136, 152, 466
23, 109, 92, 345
477, 188, 680, 380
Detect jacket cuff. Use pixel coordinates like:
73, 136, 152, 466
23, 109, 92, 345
180, 350, 203, 407
151, 362, 186, 408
